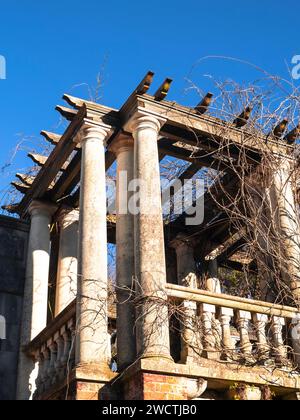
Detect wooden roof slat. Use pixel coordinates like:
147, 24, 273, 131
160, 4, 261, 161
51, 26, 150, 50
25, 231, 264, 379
154, 78, 173, 101
285, 124, 300, 144
233, 106, 252, 128
51, 151, 82, 202
16, 173, 35, 186
158, 138, 227, 170
11, 182, 30, 194
56, 105, 78, 121
40, 131, 61, 145
18, 106, 86, 216
136, 71, 155, 95
272, 119, 288, 138
27, 153, 69, 171
1, 203, 20, 214
195, 93, 213, 115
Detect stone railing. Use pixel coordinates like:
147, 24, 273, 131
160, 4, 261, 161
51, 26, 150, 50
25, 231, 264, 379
25, 299, 117, 400
25, 300, 76, 399
166, 283, 300, 368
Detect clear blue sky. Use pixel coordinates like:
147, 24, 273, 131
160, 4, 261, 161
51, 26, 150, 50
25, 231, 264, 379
0, 0, 300, 200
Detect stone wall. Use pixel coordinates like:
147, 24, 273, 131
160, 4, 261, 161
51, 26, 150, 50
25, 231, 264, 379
0, 216, 29, 400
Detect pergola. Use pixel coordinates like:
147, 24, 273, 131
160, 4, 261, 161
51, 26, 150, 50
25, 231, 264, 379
9, 72, 300, 400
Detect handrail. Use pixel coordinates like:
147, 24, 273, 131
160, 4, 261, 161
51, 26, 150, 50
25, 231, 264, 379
25, 300, 76, 355
166, 283, 299, 319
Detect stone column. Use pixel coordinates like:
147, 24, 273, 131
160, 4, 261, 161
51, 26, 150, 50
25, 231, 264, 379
170, 236, 200, 363
17, 200, 57, 400
55, 208, 79, 316
171, 236, 198, 289
207, 259, 221, 293
272, 159, 300, 303
130, 114, 172, 361
74, 124, 111, 372
109, 134, 136, 369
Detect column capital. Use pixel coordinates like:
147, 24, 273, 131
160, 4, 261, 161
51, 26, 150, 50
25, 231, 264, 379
124, 111, 167, 135
56, 206, 79, 229
109, 132, 134, 156
74, 121, 112, 145
28, 200, 57, 218
169, 234, 196, 253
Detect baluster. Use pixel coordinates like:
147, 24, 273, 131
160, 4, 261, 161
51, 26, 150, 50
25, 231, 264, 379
252, 313, 270, 362
291, 315, 300, 367
34, 349, 43, 398
54, 331, 64, 382
180, 300, 202, 364
47, 338, 57, 386
200, 304, 219, 360
271, 316, 287, 365
236, 310, 253, 361
67, 318, 76, 369
219, 307, 235, 360
61, 325, 72, 379
41, 345, 50, 391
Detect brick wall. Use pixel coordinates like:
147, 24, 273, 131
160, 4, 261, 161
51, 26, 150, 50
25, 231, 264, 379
123, 372, 188, 400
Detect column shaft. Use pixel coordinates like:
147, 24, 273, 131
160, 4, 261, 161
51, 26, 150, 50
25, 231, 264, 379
110, 135, 136, 369
17, 200, 56, 400
55, 208, 79, 316
132, 115, 171, 360
75, 125, 110, 367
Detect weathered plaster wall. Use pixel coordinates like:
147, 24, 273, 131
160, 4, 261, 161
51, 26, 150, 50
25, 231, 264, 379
0, 216, 29, 400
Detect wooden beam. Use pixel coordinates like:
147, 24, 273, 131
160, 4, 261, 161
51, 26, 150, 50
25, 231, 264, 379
11, 182, 30, 194
158, 138, 227, 170
154, 78, 173, 101
1, 204, 20, 214
40, 131, 61, 145
16, 173, 35, 186
51, 151, 81, 202
27, 153, 69, 171
136, 71, 155, 94
233, 106, 252, 128
195, 93, 213, 115
217, 238, 246, 264
18, 106, 86, 216
55, 105, 78, 121
285, 124, 300, 144
272, 119, 288, 139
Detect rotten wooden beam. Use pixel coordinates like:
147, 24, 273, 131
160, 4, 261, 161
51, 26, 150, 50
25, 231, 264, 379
40, 131, 61, 145
233, 106, 252, 128
285, 124, 300, 145
1, 203, 20, 214
55, 105, 78, 121
136, 71, 155, 95
11, 182, 30, 194
154, 78, 173, 101
16, 173, 35, 186
27, 153, 69, 171
18, 106, 86, 216
272, 119, 288, 138
195, 93, 213, 115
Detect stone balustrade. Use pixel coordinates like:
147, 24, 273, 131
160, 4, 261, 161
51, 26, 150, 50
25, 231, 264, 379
166, 284, 300, 368
25, 301, 76, 399
25, 298, 117, 400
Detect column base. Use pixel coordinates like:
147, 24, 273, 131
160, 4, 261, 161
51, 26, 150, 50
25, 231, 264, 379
33, 363, 117, 400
